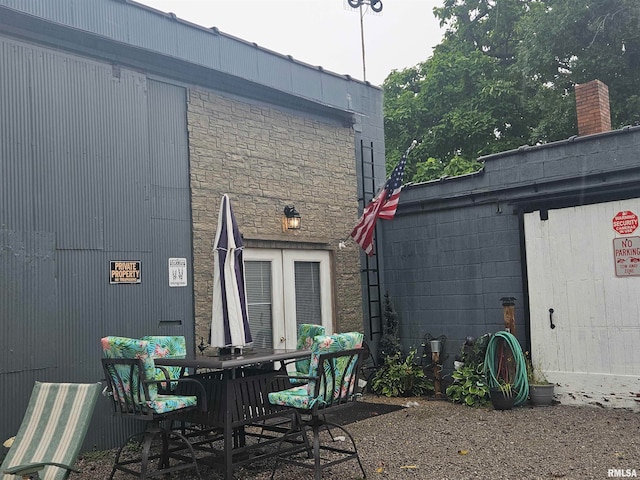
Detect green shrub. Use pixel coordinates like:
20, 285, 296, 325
445, 364, 490, 407
372, 349, 434, 397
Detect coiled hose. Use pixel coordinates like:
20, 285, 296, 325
483, 331, 529, 406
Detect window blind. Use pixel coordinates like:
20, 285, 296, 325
245, 261, 273, 349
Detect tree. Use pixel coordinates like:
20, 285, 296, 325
377, 292, 401, 364
383, 0, 640, 183
515, 0, 640, 129
384, 41, 525, 180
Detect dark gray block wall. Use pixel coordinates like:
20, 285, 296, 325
382, 197, 524, 363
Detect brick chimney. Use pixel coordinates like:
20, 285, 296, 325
575, 79, 611, 135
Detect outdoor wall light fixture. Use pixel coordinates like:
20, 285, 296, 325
283, 205, 301, 230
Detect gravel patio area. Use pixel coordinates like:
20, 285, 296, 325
72, 394, 640, 480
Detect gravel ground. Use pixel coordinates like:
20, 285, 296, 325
71, 395, 640, 480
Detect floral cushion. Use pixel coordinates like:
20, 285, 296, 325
148, 394, 198, 414
267, 385, 314, 409
142, 335, 187, 359
291, 324, 326, 385
308, 332, 363, 403
102, 336, 158, 401
101, 336, 196, 415
268, 332, 363, 410
141, 335, 187, 389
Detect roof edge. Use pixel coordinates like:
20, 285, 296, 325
125, 0, 381, 91
480, 125, 640, 162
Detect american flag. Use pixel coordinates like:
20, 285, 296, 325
350, 141, 416, 255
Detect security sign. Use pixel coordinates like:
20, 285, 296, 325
612, 211, 638, 235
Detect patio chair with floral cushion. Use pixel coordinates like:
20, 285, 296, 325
100, 336, 206, 479
141, 335, 225, 446
1, 381, 101, 480
268, 332, 366, 480
256, 324, 327, 441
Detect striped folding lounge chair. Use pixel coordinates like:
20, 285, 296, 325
1, 381, 101, 480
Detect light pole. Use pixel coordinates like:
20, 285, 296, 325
347, 0, 383, 82
359, 5, 366, 81
347, 0, 383, 12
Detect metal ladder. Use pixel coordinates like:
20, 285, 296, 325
358, 139, 382, 340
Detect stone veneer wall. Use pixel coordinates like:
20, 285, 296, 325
188, 88, 363, 344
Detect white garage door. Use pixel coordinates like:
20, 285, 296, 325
524, 199, 640, 409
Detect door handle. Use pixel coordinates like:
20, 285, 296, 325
280, 336, 286, 343
549, 308, 556, 329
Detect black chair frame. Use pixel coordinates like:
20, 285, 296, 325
359, 340, 379, 391
101, 357, 207, 479
270, 347, 366, 480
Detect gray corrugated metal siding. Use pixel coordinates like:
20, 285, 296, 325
0, 34, 193, 449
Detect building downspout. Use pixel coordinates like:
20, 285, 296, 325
517, 207, 532, 354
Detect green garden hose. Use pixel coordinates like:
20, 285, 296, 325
483, 331, 529, 406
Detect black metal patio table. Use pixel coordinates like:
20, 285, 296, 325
154, 348, 310, 480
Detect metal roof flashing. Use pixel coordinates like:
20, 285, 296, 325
479, 125, 640, 163
125, 0, 381, 90
0, 0, 380, 119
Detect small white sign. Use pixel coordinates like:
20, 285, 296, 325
168, 258, 188, 287
613, 237, 640, 277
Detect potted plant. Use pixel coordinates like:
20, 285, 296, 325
489, 381, 516, 410
482, 332, 534, 410
525, 352, 555, 406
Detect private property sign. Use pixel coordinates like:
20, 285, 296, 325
612, 211, 638, 235
110, 261, 141, 284
613, 236, 640, 277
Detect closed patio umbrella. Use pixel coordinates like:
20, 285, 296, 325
210, 194, 253, 349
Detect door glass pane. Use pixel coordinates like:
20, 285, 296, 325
245, 261, 273, 349
294, 261, 321, 328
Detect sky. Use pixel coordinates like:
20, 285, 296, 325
134, 0, 445, 86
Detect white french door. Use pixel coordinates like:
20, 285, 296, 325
244, 249, 333, 349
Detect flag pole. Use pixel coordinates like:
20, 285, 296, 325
341, 139, 419, 249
